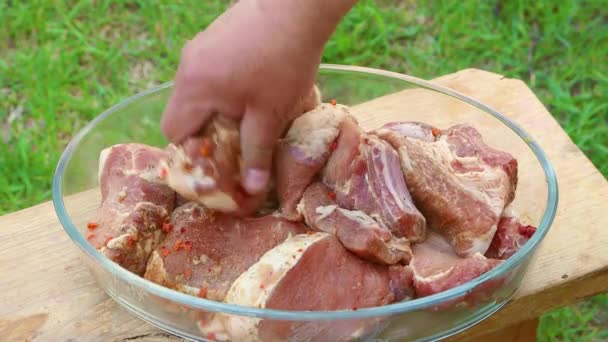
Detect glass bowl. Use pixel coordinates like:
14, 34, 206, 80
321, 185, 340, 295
53, 64, 558, 341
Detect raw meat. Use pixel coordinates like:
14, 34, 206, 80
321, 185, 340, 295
323, 117, 426, 241
202, 233, 413, 341
298, 181, 411, 265
374, 122, 518, 256
144, 202, 308, 301
161, 116, 264, 216
410, 231, 502, 298
275, 103, 348, 220
485, 213, 537, 260
89, 143, 176, 275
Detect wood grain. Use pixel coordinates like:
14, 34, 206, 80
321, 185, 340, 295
1, 68, 607, 341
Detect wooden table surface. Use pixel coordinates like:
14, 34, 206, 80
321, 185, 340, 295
1, 68, 607, 342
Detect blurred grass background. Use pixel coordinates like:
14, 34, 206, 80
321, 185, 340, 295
1, 0, 606, 340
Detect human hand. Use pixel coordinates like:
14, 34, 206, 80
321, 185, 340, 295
161, 0, 356, 195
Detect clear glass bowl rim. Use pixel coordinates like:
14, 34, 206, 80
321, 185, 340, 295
52, 64, 559, 321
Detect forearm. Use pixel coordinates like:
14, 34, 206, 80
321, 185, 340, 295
255, 0, 358, 51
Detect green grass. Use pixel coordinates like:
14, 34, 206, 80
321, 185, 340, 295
1, 0, 606, 339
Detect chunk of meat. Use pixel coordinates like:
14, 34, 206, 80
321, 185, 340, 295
275, 103, 348, 220
389, 265, 415, 302
162, 86, 321, 217
144, 202, 308, 301
90, 143, 175, 275
374, 122, 518, 256
485, 213, 537, 260
298, 182, 411, 265
323, 117, 426, 241
161, 117, 265, 216
410, 231, 502, 298
203, 233, 408, 341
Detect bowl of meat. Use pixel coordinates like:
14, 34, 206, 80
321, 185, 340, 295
53, 64, 558, 341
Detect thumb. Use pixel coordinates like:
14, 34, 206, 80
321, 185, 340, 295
239, 109, 286, 195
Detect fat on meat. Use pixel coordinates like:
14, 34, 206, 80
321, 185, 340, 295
298, 182, 411, 265
144, 202, 308, 301
274, 103, 347, 220
90, 143, 176, 275
323, 117, 426, 242
374, 122, 518, 257
410, 231, 502, 298
201, 233, 413, 342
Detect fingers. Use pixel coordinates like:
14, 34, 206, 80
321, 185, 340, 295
239, 109, 287, 194
161, 92, 216, 143
161, 37, 243, 143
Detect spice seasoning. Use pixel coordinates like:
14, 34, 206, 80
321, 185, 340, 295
200, 138, 214, 157
328, 191, 336, 200
162, 222, 173, 234
431, 127, 441, 137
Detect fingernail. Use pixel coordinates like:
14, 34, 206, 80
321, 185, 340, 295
244, 168, 269, 194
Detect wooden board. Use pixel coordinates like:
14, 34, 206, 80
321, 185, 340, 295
1, 68, 607, 341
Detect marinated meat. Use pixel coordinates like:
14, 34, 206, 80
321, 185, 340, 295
485, 213, 537, 260
323, 117, 426, 242
410, 231, 502, 298
161, 117, 264, 216
144, 202, 308, 300
162, 86, 321, 217
299, 182, 411, 265
203, 233, 412, 341
275, 103, 347, 220
374, 122, 518, 256
89, 143, 176, 275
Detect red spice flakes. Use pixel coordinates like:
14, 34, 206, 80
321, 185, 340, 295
162, 222, 173, 234
207, 267, 212, 273
259, 284, 265, 289
159, 167, 168, 180
173, 239, 183, 252
86, 233, 95, 241
180, 227, 186, 234
103, 236, 114, 246
206, 333, 216, 340
86, 222, 98, 230
183, 268, 193, 280
330, 141, 338, 151
200, 138, 214, 157
161, 247, 170, 257
127, 235, 136, 247
431, 127, 441, 137
183, 240, 193, 252
330, 99, 337, 106
327, 191, 336, 200
198, 286, 208, 298
306, 230, 315, 235
297, 248, 303, 252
